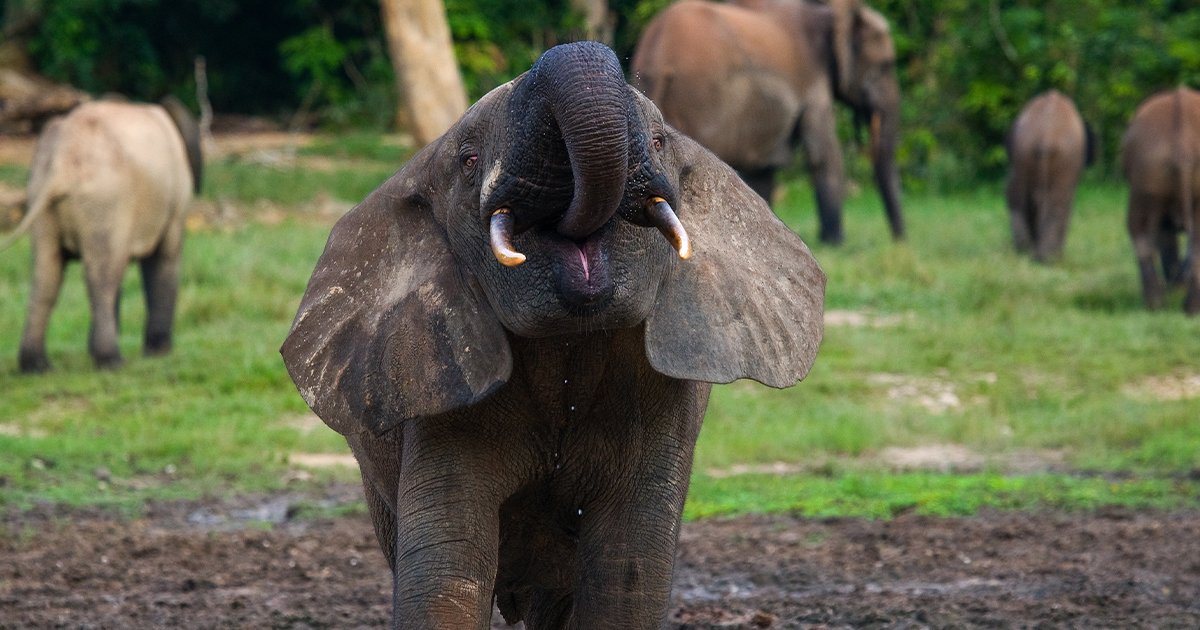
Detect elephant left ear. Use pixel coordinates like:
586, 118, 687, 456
645, 132, 826, 387
282, 148, 512, 436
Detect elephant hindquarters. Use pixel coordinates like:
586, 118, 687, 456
1006, 92, 1087, 262
1033, 148, 1084, 263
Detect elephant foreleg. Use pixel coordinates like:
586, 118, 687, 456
571, 501, 684, 630
18, 218, 65, 373
798, 94, 845, 245
391, 432, 501, 630
570, 391, 705, 629
139, 235, 182, 356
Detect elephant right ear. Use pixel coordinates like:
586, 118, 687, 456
281, 148, 512, 436
645, 132, 826, 388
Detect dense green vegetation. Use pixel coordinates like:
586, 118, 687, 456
2, 153, 1198, 517
5, 1, 1199, 182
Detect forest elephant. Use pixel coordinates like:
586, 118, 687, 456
1122, 86, 1200, 315
1005, 90, 1095, 262
1, 97, 202, 372
631, 0, 905, 244
281, 42, 825, 629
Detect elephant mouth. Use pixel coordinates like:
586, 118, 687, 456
546, 231, 615, 311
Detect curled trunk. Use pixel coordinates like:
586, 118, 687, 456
495, 42, 633, 241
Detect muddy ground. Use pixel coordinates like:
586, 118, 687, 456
3, 487, 1199, 630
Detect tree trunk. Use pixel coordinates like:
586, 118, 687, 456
379, 0, 468, 147
570, 0, 615, 45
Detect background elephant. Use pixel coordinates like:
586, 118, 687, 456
1122, 86, 1200, 315
631, 0, 904, 244
281, 42, 824, 629
1005, 90, 1095, 262
0, 97, 202, 372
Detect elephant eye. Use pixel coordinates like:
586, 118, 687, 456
652, 135, 664, 151
463, 154, 478, 170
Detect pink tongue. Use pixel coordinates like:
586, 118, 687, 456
577, 245, 590, 282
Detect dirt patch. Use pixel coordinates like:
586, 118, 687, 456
706, 447, 1066, 478
0, 130, 408, 167
3, 497, 1199, 629
288, 453, 358, 468
279, 412, 327, 435
823, 310, 912, 328
185, 193, 355, 233
868, 372, 995, 414
0, 134, 35, 165
1124, 373, 1200, 402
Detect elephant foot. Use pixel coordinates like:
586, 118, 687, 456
18, 349, 51, 374
144, 335, 173, 357
1034, 251, 1063, 266
93, 352, 125, 371
819, 231, 845, 246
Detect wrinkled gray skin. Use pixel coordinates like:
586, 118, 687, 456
281, 42, 825, 630
1122, 86, 1200, 315
2, 97, 202, 372
631, 0, 905, 244
1005, 90, 1094, 263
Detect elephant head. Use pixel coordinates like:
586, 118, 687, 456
282, 41, 825, 437
829, 0, 904, 237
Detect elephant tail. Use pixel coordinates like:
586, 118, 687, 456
0, 187, 62, 253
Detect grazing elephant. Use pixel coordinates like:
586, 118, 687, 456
1122, 86, 1200, 314
281, 42, 825, 629
0, 97, 202, 372
1005, 90, 1095, 262
631, 0, 905, 244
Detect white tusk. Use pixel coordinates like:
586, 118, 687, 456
647, 197, 691, 260
490, 208, 526, 267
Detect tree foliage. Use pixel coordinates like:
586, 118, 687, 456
877, 0, 1200, 186
3, 0, 1200, 183
4, 0, 395, 128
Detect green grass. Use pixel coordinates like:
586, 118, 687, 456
685, 472, 1200, 520
0, 164, 26, 187
2, 153, 1199, 518
202, 158, 398, 207
0, 221, 355, 510
696, 179, 1200, 476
